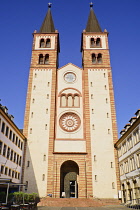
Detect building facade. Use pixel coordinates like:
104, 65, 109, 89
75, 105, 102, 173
0, 104, 26, 192
23, 4, 120, 199
115, 110, 140, 204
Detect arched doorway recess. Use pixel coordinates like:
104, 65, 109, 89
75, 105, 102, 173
60, 160, 79, 198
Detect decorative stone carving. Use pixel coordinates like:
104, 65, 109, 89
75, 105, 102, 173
59, 112, 81, 132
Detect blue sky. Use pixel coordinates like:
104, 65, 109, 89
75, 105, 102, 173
0, 0, 140, 135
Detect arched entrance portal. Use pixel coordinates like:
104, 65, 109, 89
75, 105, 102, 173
60, 160, 79, 198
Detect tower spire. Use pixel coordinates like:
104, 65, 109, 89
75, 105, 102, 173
86, 2, 102, 32
40, 3, 55, 33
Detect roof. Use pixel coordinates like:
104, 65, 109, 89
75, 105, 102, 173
57, 63, 82, 71
40, 4, 55, 33
86, 4, 102, 32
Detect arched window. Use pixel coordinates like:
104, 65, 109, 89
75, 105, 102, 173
74, 95, 79, 107
96, 38, 101, 47
39, 54, 44, 64
92, 53, 96, 64
44, 54, 49, 64
68, 95, 73, 107
46, 38, 51, 48
40, 39, 45, 48
90, 38, 95, 48
97, 53, 102, 63
61, 95, 67, 107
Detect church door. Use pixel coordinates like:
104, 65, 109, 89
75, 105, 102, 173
60, 160, 79, 198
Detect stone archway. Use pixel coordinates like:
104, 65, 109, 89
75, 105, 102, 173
60, 160, 79, 198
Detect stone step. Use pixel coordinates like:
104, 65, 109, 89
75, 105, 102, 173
38, 198, 121, 207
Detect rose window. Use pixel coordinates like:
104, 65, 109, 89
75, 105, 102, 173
59, 112, 81, 132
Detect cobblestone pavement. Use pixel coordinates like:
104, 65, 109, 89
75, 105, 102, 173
38, 205, 129, 210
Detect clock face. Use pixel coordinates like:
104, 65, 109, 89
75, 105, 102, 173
64, 72, 76, 83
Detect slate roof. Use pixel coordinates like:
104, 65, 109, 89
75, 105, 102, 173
86, 4, 102, 32
40, 5, 55, 33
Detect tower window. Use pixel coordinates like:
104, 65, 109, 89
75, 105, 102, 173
92, 124, 95, 130
44, 54, 49, 64
112, 182, 115, 189
108, 129, 110, 134
43, 155, 46, 161
39, 54, 44, 64
92, 53, 96, 64
95, 175, 97, 181
47, 94, 49, 99
91, 94, 93, 99
27, 161, 30, 167
46, 38, 51, 48
61, 95, 66, 107
111, 162, 113, 168
42, 174, 45, 181
31, 112, 34, 118
67, 95, 73, 107
92, 109, 94, 114
30, 128, 32, 134
94, 155, 96, 161
96, 38, 101, 47
33, 85, 36, 90
48, 82, 50, 87
90, 38, 95, 47
45, 124, 47, 130
73, 95, 79, 107
32, 98, 35, 103
40, 39, 45, 48
97, 53, 102, 63
104, 85, 107, 90
90, 82, 93, 87
46, 109, 48, 114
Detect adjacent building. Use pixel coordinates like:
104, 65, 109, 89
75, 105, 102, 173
23, 4, 120, 199
0, 104, 26, 192
115, 109, 140, 204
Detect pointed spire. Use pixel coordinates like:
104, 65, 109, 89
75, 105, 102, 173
40, 3, 55, 33
86, 2, 102, 32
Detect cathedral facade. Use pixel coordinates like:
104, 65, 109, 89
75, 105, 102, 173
23, 4, 120, 199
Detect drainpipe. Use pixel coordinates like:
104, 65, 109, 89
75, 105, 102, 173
6, 183, 9, 204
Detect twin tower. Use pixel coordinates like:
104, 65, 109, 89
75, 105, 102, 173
23, 4, 120, 199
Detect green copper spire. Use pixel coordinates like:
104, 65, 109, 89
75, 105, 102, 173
86, 3, 102, 32
40, 3, 55, 33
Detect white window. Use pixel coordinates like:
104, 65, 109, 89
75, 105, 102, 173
133, 129, 140, 145
130, 157, 135, 171
136, 153, 140, 168
127, 136, 133, 150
